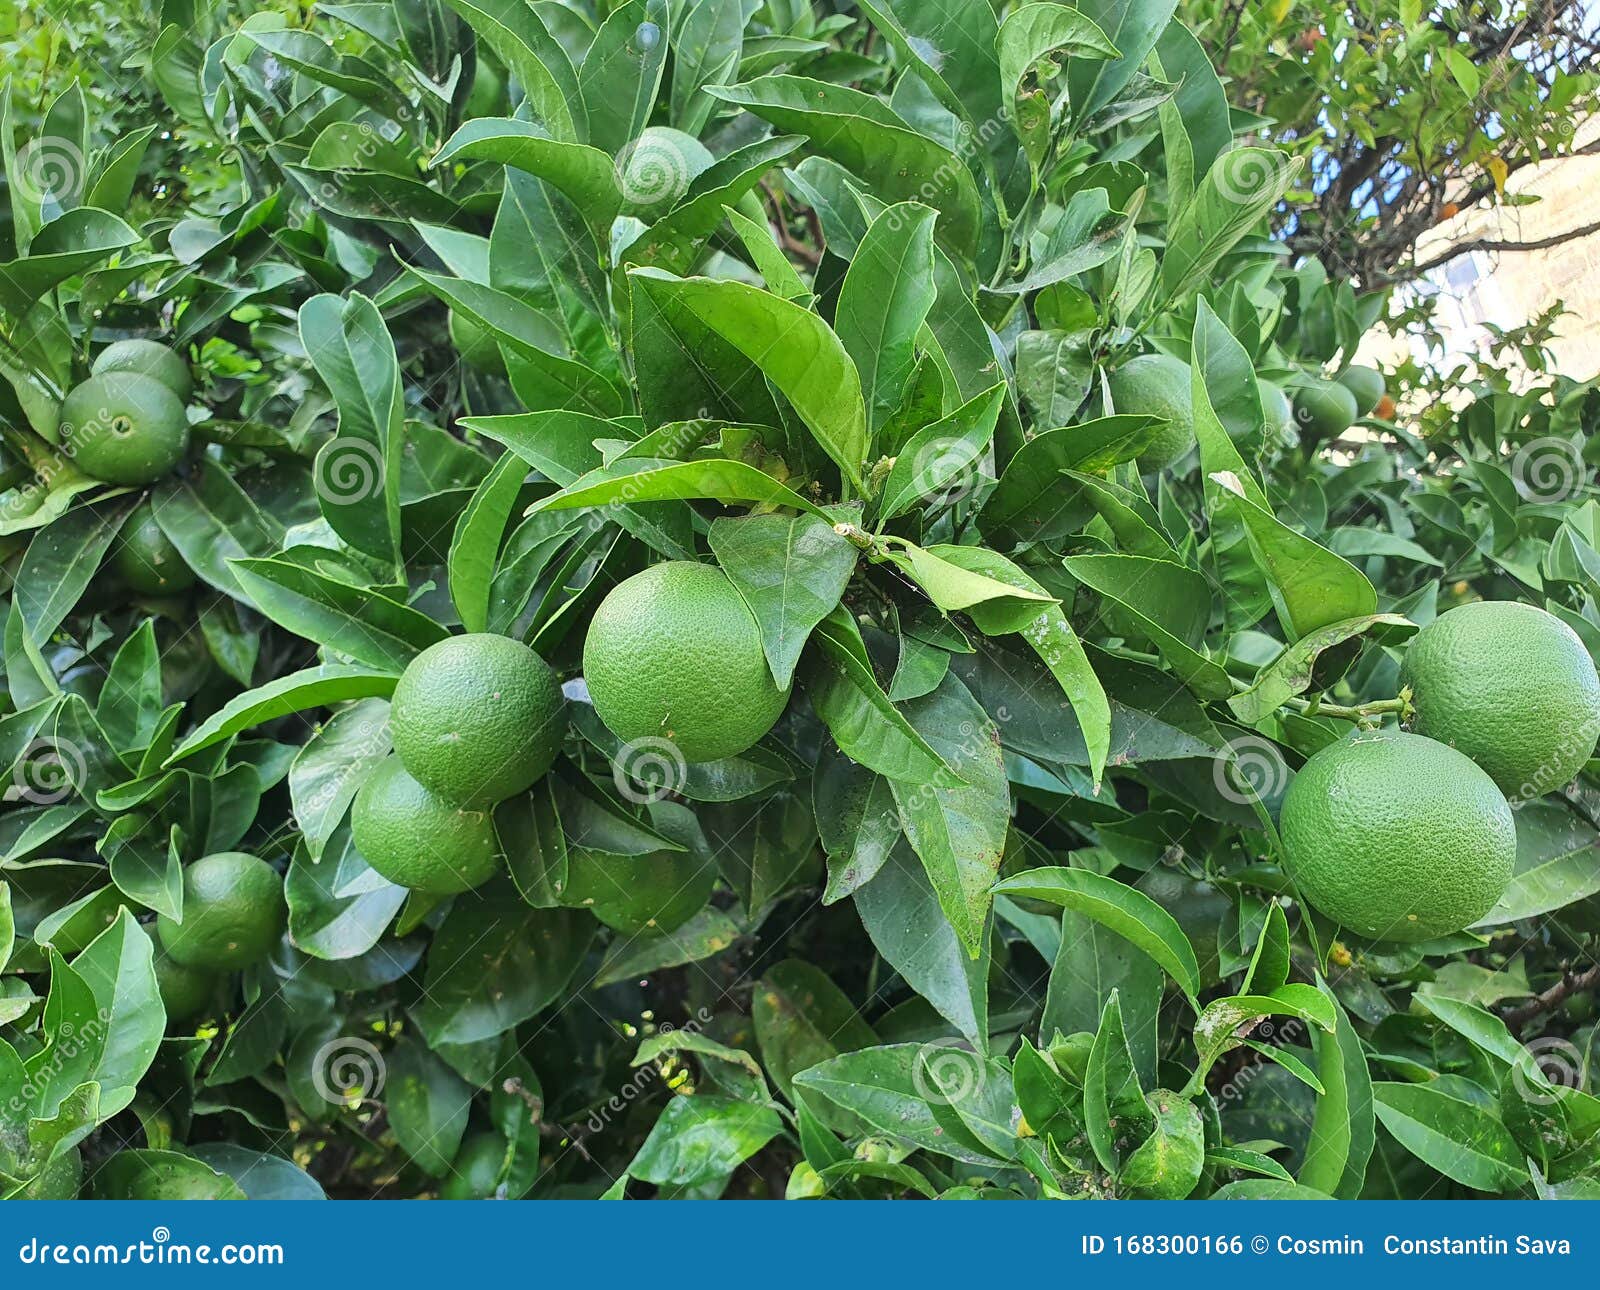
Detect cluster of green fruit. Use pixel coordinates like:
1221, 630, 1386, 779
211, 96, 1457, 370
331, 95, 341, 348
153, 852, 286, 1024
352, 634, 565, 894
1108, 352, 1385, 469
57, 339, 192, 486
1281, 600, 1600, 943
344, 561, 786, 936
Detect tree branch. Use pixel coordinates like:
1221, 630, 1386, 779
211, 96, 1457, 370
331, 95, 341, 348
1501, 960, 1600, 1034
1405, 216, 1600, 278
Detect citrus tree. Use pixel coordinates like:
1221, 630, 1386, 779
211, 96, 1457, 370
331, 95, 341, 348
1, 0, 1597, 1202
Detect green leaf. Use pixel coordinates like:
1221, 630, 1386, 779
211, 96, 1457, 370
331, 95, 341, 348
709, 77, 981, 259
919, 543, 1111, 789
1162, 148, 1301, 301
578, 0, 670, 154
708, 511, 858, 688
431, 118, 621, 230
993, 867, 1202, 1003
1193, 984, 1337, 1073
231, 558, 448, 672
410, 891, 592, 1045
285, 827, 406, 962
979, 415, 1159, 539
0, 208, 139, 318
1373, 1081, 1528, 1192
86, 1149, 247, 1200
300, 292, 404, 568
628, 270, 868, 490
530, 456, 830, 522
14, 501, 134, 646
388, 1036, 473, 1177
151, 462, 282, 607
1084, 991, 1148, 1173
1475, 801, 1600, 925
440, 0, 583, 141
1045, 911, 1162, 1086
71, 911, 162, 1114
876, 385, 1004, 522
1067, 0, 1179, 123
855, 842, 989, 1050
1299, 986, 1374, 1198
1121, 1090, 1204, 1198
166, 667, 399, 765
808, 609, 961, 786
887, 671, 1010, 958
998, 5, 1119, 171
629, 1096, 783, 1188
1228, 614, 1415, 723
449, 445, 530, 637
288, 699, 391, 863
753, 959, 878, 1103
836, 202, 937, 437
1064, 553, 1233, 699
1213, 474, 1379, 642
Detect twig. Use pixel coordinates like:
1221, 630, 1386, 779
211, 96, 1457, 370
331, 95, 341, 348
1501, 961, 1600, 1034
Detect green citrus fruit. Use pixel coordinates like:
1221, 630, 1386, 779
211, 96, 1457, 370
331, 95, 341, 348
155, 952, 214, 1024
92, 338, 193, 402
449, 311, 506, 376
1280, 729, 1515, 943
439, 1132, 506, 1199
58, 372, 189, 485
1400, 600, 1600, 799
351, 756, 501, 894
583, 561, 789, 763
1107, 353, 1196, 469
15, 1147, 82, 1200
462, 56, 506, 118
1291, 378, 1357, 441
1336, 364, 1385, 416
617, 126, 713, 219
157, 852, 286, 970
111, 500, 195, 595
391, 633, 566, 806
562, 805, 716, 935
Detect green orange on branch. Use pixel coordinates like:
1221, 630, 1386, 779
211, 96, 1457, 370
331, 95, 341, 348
1401, 600, 1600, 799
112, 500, 195, 595
583, 561, 790, 764
92, 338, 194, 402
156, 852, 286, 970
1107, 353, 1196, 470
1280, 729, 1515, 943
390, 633, 566, 807
351, 756, 502, 895
58, 371, 190, 485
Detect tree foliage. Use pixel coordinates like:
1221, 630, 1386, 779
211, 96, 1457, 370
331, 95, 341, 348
0, 0, 1597, 1202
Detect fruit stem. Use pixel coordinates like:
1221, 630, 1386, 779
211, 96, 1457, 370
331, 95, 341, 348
832, 521, 879, 553
1286, 691, 1413, 728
